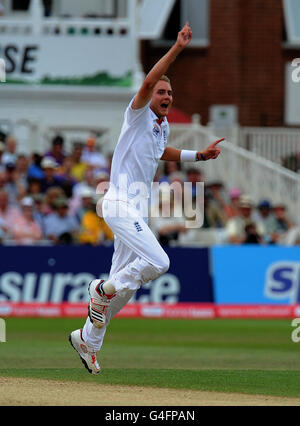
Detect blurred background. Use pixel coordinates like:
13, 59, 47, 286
0, 0, 300, 319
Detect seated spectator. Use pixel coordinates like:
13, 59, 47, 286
271, 203, 296, 245
224, 188, 241, 219
0, 170, 6, 191
27, 177, 43, 197
2, 136, 17, 166
70, 168, 97, 214
0, 130, 6, 142
253, 199, 278, 243
186, 168, 204, 198
273, 204, 294, 233
44, 135, 66, 166
40, 157, 65, 193
4, 163, 18, 203
82, 136, 108, 173
70, 142, 88, 182
72, 167, 96, 199
11, 197, 43, 245
32, 193, 47, 235
150, 192, 188, 246
56, 156, 78, 198
0, 215, 6, 243
43, 186, 66, 215
0, 168, 7, 242
202, 190, 227, 228
0, 142, 5, 172
15, 154, 29, 187
4, 162, 27, 205
159, 161, 182, 183
226, 195, 265, 244
205, 181, 227, 227
27, 153, 45, 180
244, 222, 263, 244
0, 189, 21, 237
74, 186, 95, 222
43, 197, 78, 244
78, 196, 114, 246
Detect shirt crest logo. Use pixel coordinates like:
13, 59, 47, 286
153, 124, 160, 138
134, 221, 143, 232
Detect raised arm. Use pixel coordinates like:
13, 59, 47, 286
132, 22, 192, 110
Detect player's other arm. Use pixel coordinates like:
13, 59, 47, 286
132, 22, 192, 110
161, 138, 225, 162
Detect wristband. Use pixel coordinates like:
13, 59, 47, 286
199, 151, 206, 161
180, 150, 197, 162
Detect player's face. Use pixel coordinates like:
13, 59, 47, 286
150, 81, 173, 119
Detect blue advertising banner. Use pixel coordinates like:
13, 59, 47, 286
211, 246, 300, 304
0, 246, 213, 304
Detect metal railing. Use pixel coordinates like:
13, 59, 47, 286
238, 127, 300, 170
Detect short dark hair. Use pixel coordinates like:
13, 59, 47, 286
52, 135, 64, 146
0, 130, 7, 142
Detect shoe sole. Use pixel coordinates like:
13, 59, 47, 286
68, 334, 99, 375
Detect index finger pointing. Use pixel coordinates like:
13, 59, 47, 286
212, 137, 226, 147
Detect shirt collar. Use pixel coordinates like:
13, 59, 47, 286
150, 108, 168, 125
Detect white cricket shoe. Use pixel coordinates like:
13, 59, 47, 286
88, 279, 116, 329
69, 329, 100, 375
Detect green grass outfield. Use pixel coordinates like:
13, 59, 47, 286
0, 317, 300, 397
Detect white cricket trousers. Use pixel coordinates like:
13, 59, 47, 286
82, 195, 170, 351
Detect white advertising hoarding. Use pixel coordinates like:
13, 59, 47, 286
0, 35, 134, 86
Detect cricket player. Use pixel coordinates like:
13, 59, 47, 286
69, 23, 223, 374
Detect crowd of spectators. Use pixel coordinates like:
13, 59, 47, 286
0, 133, 113, 246
149, 163, 299, 247
0, 131, 299, 247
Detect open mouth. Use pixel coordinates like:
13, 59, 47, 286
160, 103, 169, 109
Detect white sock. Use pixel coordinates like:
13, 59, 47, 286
102, 280, 116, 295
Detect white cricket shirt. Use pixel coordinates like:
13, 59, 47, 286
108, 97, 169, 209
